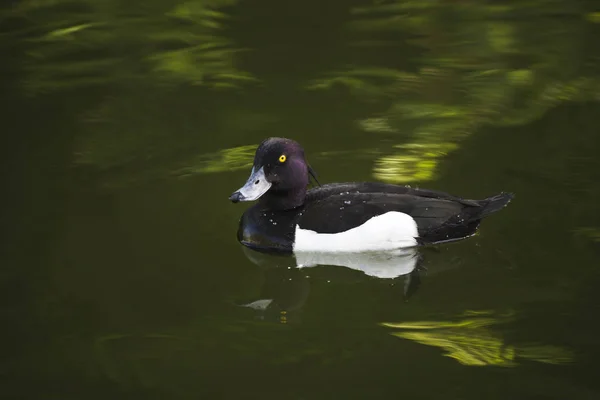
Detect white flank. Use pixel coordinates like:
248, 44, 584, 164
293, 211, 418, 253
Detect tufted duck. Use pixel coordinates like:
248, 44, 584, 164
229, 137, 513, 254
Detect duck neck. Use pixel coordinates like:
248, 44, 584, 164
259, 187, 306, 210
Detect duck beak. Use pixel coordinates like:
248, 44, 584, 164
229, 166, 272, 203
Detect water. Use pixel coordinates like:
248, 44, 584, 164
1, 1, 600, 399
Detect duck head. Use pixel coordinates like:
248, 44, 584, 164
229, 137, 318, 210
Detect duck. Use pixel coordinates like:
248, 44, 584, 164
229, 137, 513, 254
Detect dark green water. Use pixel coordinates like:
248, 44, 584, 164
2, 1, 600, 399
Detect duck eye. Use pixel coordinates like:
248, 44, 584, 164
278, 154, 287, 163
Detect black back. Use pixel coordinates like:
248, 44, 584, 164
299, 183, 487, 244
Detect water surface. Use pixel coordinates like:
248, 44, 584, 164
1, 1, 600, 399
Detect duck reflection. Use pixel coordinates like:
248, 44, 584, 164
237, 246, 426, 322
238, 265, 311, 323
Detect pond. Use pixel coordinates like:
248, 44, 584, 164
1, 1, 600, 399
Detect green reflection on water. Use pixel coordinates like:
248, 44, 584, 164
9, 0, 254, 94
573, 227, 600, 243
172, 144, 256, 176
382, 310, 574, 367
308, 0, 600, 183
5, 0, 597, 189
373, 142, 457, 183
587, 12, 600, 23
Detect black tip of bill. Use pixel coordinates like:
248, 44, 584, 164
229, 191, 244, 203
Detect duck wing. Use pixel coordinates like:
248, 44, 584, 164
299, 191, 464, 235
301, 183, 512, 244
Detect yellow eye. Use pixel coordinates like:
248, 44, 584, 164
279, 154, 287, 163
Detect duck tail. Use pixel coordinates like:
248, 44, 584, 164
479, 192, 514, 218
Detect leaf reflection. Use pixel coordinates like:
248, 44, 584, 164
381, 311, 574, 367
9, 0, 254, 94
373, 142, 457, 183
573, 227, 600, 243
172, 144, 257, 176
309, 0, 600, 183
